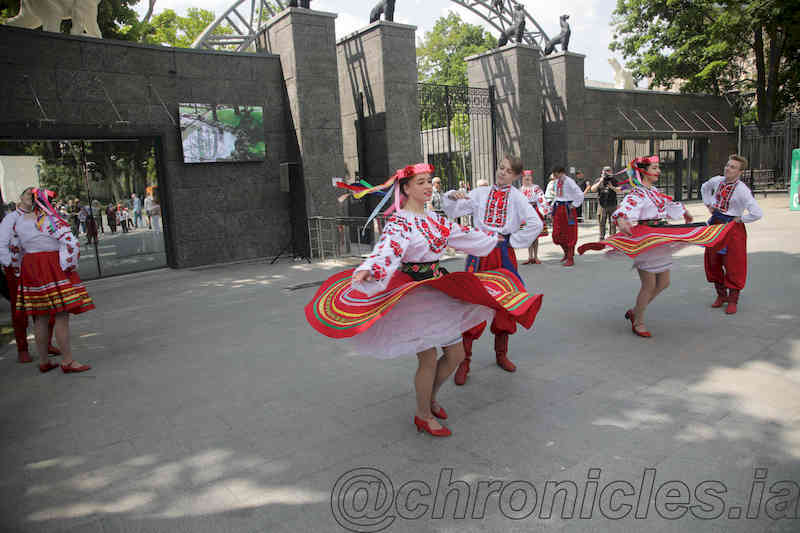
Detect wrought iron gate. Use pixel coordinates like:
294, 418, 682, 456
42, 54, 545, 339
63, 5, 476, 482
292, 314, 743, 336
741, 114, 800, 189
418, 84, 496, 191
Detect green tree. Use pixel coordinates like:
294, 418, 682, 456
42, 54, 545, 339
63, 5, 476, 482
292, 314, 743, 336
142, 7, 232, 48
416, 12, 497, 86
0, 0, 142, 40
610, 0, 800, 132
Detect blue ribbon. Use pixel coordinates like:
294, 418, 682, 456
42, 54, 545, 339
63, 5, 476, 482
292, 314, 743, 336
708, 211, 735, 225
361, 182, 396, 235
465, 235, 524, 287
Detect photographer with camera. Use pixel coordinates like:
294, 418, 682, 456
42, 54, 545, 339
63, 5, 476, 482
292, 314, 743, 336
590, 166, 622, 240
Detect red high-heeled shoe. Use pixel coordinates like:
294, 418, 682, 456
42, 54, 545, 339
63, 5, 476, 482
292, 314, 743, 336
414, 416, 451, 437
625, 309, 652, 338
39, 362, 58, 373
431, 403, 448, 420
48, 345, 62, 356
61, 362, 91, 373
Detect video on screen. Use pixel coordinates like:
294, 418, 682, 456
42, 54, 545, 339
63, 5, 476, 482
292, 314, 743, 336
179, 103, 266, 163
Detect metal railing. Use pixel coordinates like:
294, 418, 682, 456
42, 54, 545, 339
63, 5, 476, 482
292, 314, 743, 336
741, 114, 800, 187
308, 213, 474, 261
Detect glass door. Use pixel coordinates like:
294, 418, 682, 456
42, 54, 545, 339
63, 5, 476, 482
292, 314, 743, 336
0, 138, 167, 279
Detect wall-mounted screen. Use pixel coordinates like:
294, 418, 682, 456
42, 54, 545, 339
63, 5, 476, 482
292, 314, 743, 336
179, 103, 266, 163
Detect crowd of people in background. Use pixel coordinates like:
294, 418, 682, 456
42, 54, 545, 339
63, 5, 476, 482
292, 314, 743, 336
426, 165, 631, 240
6, 190, 164, 245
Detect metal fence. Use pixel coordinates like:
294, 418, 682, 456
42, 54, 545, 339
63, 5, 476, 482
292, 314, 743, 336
741, 114, 800, 190
418, 83, 496, 191
308, 213, 474, 261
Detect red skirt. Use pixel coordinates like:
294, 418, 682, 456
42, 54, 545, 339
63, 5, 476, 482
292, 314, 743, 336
306, 268, 542, 340
17, 251, 95, 316
578, 223, 734, 258
534, 206, 549, 238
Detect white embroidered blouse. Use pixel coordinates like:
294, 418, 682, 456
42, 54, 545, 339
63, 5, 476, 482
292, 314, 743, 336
441, 184, 542, 249
612, 186, 687, 223
520, 184, 551, 216
352, 209, 497, 296
0, 210, 81, 274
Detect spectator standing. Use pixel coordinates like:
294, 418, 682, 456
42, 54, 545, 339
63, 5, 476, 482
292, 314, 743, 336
591, 166, 622, 239
576, 170, 591, 222
150, 193, 162, 234
144, 191, 154, 229
106, 203, 117, 233
429, 177, 443, 213
131, 193, 143, 229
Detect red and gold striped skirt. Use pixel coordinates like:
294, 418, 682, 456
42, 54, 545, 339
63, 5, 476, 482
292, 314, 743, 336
17, 251, 95, 316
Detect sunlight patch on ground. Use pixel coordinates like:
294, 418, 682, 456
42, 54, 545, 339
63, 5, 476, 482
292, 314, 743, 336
593, 408, 673, 430
21, 448, 322, 523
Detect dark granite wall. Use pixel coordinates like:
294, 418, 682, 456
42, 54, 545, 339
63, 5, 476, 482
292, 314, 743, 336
0, 26, 290, 268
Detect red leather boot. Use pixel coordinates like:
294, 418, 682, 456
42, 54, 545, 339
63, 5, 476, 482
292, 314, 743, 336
494, 333, 516, 372
726, 289, 739, 314
711, 282, 727, 308
454, 336, 472, 386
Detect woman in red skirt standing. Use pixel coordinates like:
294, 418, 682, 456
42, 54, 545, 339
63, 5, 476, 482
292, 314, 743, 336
0, 187, 94, 373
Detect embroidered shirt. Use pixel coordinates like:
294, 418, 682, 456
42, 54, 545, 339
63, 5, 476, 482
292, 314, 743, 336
701, 176, 763, 223
441, 185, 542, 249
552, 176, 584, 208
612, 186, 686, 223
352, 209, 496, 297
520, 184, 551, 216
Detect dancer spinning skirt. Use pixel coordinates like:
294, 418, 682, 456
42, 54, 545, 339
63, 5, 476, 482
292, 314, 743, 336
306, 164, 543, 437
520, 169, 550, 265
0, 187, 93, 373
577, 156, 733, 337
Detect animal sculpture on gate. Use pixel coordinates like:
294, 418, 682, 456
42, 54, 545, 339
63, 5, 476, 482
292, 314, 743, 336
608, 58, 636, 90
369, 0, 396, 23
544, 14, 570, 55
5, 0, 102, 38
497, 3, 526, 47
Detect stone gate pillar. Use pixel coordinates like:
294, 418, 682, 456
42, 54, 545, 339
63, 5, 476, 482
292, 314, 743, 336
337, 20, 421, 184
466, 44, 544, 185
260, 8, 345, 217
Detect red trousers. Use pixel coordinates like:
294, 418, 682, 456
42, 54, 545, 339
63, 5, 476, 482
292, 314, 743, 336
5, 268, 54, 353
463, 246, 518, 339
552, 204, 578, 247
704, 222, 747, 290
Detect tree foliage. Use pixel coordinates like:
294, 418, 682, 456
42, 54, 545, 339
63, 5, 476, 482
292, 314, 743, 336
141, 7, 231, 48
610, 0, 800, 131
417, 12, 497, 86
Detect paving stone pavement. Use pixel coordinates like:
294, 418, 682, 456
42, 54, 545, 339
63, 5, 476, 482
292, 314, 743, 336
0, 196, 798, 533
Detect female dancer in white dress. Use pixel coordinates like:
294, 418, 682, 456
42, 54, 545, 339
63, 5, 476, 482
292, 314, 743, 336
307, 164, 542, 436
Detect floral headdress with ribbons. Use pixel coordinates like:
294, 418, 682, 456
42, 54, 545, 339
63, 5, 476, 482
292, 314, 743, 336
625, 155, 673, 201
31, 188, 70, 233
334, 163, 435, 232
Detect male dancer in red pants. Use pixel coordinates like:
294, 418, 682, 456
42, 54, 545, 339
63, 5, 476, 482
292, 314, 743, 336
442, 154, 542, 385
701, 155, 763, 314
550, 166, 584, 266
